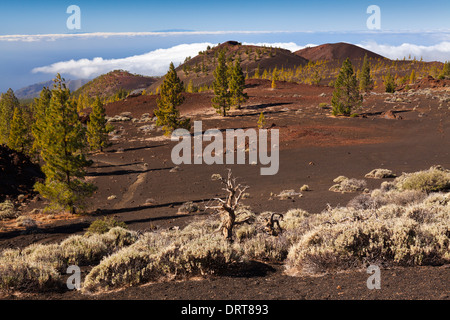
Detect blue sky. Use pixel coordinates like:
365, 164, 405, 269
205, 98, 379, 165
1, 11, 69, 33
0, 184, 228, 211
0, 1, 450, 92
2, 0, 450, 34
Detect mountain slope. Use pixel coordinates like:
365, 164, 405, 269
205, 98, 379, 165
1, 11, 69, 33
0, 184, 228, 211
74, 70, 159, 98
295, 42, 387, 63
148, 41, 309, 91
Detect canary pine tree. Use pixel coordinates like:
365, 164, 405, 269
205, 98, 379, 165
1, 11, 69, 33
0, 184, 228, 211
383, 72, 396, 93
87, 96, 112, 152
212, 51, 231, 116
0, 88, 20, 145
331, 58, 362, 116
8, 106, 33, 155
359, 54, 374, 92
34, 74, 96, 214
229, 57, 248, 109
438, 61, 450, 79
155, 62, 190, 134
31, 87, 52, 156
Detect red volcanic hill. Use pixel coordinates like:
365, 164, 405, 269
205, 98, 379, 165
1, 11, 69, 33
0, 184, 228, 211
74, 70, 159, 99
148, 41, 309, 91
295, 42, 388, 63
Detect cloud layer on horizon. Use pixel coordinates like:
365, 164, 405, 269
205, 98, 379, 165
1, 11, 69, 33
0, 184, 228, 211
358, 41, 450, 62
32, 41, 450, 79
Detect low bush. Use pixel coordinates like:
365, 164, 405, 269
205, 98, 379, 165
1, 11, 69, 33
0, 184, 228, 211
365, 169, 396, 179
86, 217, 127, 235
0, 200, 17, 220
285, 190, 450, 275
394, 166, 450, 193
82, 232, 244, 293
329, 177, 367, 193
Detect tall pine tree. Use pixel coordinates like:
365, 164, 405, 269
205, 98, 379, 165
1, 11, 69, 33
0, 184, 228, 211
87, 96, 112, 152
212, 51, 231, 116
155, 62, 190, 135
31, 87, 52, 157
34, 74, 96, 214
0, 88, 20, 145
331, 58, 362, 116
359, 54, 374, 92
229, 57, 248, 109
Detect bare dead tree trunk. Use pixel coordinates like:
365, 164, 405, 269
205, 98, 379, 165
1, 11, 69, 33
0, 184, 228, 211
206, 169, 249, 242
264, 213, 284, 236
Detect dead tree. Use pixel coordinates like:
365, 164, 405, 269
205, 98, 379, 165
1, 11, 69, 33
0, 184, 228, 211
263, 213, 284, 236
206, 169, 249, 242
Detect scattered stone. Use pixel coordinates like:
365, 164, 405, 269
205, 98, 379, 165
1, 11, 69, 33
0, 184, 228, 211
16, 216, 37, 228
138, 124, 156, 133
177, 201, 199, 214
30, 208, 41, 215
277, 189, 302, 200
382, 110, 402, 120
107, 195, 117, 201
299, 184, 310, 192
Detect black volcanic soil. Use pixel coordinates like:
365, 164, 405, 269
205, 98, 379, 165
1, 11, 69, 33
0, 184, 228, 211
0, 145, 44, 202
1, 79, 449, 300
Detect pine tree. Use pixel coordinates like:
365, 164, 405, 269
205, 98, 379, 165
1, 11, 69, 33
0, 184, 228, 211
359, 54, 374, 92
229, 57, 248, 109
0, 88, 20, 145
31, 87, 52, 156
34, 74, 96, 214
410, 69, 416, 84
87, 96, 112, 152
155, 62, 190, 134
254, 64, 260, 79
438, 61, 450, 79
331, 58, 362, 116
257, 112, 266, 129
186, 80, 194, 93
212, 51, 231, 116
8, 106, 33, 154
383, 72, 396, 93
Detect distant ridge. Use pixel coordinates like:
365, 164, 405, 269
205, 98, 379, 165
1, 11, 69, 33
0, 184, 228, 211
15, 78, 90, 100
295, 42, 388, 63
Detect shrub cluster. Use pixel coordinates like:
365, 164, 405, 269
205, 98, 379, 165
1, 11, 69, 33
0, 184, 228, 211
1, 167, 449, 293
0, 227, 138, 292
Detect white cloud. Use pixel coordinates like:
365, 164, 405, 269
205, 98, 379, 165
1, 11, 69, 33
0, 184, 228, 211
32, 43, 214, 78
357, 41, 450, 62
0, 31, 289, 42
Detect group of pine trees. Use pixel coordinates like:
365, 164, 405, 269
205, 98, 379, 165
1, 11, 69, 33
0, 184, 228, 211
212, 51, 248, 116
0, 74, 112, 214
331, 54, 398, 116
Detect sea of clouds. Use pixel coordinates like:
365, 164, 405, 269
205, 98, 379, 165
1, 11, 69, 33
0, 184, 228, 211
28, 39, 450, 79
